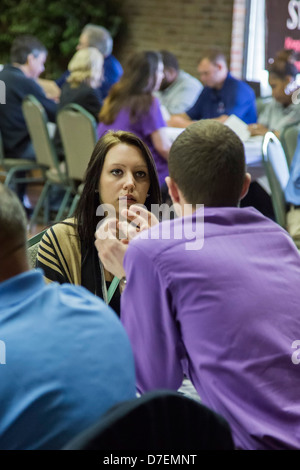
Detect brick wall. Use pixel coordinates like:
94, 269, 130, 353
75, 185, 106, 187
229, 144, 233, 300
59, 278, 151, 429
231, 0, 247, 78
114, 0, 235, 79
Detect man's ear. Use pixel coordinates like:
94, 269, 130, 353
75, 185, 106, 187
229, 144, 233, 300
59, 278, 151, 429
240, 172, 251, 200
165, 176, 180, 204
26, 53, 34, 66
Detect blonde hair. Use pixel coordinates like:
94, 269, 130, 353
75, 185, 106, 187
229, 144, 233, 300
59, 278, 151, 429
67, 47, 104, 88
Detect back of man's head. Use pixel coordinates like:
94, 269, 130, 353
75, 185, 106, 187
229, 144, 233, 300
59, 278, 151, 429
10, 35, 47, 64
0, 184, 27, 258
81, 24, 113, 57
168, 120, 246, 207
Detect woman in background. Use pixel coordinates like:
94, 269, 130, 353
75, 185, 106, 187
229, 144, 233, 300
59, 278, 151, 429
249, 59, 300, 138
55, 47, 104, 159
98, 51, 171, 193
59, 46, 104, 119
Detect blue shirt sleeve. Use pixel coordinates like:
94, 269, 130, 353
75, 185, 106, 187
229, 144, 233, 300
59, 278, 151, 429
55, 71, 70, 88
100, 55, 123, 99
227, 81, 257, 124
186, 91, 205, 120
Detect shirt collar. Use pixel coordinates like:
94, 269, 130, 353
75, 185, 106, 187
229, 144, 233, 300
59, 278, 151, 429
0, 269, 46, 307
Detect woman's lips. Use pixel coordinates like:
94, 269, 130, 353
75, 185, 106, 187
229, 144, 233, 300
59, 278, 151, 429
119, 196, 137, 205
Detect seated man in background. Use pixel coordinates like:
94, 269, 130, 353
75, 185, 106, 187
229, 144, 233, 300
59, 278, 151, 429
154, 50, 203, 116
0, 184, 136, 450
0, 35, 57, 161
96, 120, 300, 450
168, 48, 257, 127
0, 35, 57, 206
56, 24, 123, 100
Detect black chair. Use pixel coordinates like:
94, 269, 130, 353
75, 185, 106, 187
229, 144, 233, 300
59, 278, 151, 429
63, 389, 234, 450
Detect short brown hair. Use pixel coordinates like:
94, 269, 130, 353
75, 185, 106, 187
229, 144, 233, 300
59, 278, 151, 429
168, 120, 246, 207
10, 35, 47, 64
199, 48, 227, 66
0, 184, 27, 247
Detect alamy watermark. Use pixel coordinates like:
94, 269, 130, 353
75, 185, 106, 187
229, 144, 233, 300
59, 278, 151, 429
96, 202, 205, 251
0, 80, 6, 104
292, 88, 300, 105
0, 340, 6, 365
291, 340, 300, 365
287, 80, 300, 105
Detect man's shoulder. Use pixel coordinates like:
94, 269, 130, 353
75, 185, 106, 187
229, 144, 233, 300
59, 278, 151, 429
178, 70, 201, 86
228, 74, 255, 96
127, 215, 197, 258
0, 64, 31, 84
128, 206, 288, 253
104, 54, 123, 73
44, 279, 121, 324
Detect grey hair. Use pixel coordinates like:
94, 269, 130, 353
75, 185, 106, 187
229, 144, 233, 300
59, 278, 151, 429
81, 24, 113, 57
0, 184, 27, 246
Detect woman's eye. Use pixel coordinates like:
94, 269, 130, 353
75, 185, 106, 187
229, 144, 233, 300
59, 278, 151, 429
136, 171, 147, 178
111, 169, 123, 176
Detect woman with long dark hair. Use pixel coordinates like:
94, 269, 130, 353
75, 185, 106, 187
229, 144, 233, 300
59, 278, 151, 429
98, 51, 172, 190
37, 130, 161, 316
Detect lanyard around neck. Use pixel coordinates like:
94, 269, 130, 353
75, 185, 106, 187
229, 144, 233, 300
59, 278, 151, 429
99, 260, 120, 304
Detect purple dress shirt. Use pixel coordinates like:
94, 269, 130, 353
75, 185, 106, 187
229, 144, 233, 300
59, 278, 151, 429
97, 97, 167, 186
121, 206, 300, 450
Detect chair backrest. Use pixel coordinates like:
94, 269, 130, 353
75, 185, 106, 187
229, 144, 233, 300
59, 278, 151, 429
27, 229, 47, 269
262, 132, 290, 228
57, 104, 97, 181
22, 95, 60, 171
280, 123, 300, 168
63, 389, 235, 450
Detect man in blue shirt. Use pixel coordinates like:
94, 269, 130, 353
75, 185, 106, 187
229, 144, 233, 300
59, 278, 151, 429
0, 184, 136, 450
168, 48, 257, 127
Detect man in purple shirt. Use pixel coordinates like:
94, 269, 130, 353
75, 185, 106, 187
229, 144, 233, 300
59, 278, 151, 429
95, 120, 300, 450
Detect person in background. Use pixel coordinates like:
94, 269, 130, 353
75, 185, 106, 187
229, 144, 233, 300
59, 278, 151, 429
98, 51, 172, 195
54, 47, 104, 160
56, 24, 123, 100
273, 48, 297, 65
58, 47, 103, 119
0, 183, 136, 450
0, 35, 57, 160
36, 130, 161, 317
168, 48, 257, 128
0, 35, 57, 205
154, 50, 203, 116
249, 59, 300, 138
96, 120, 300, 450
